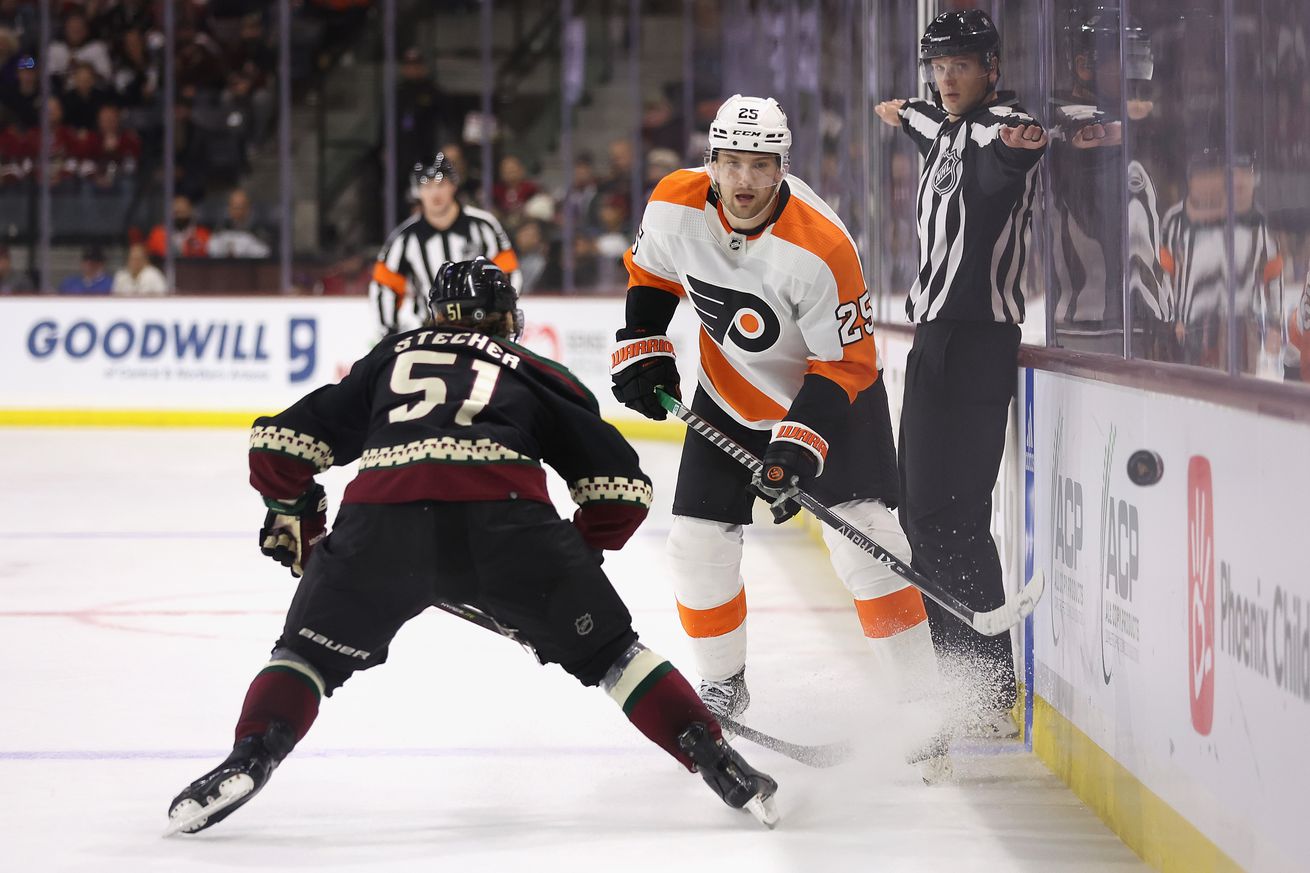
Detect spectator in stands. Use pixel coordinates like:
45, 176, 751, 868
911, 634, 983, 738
62, 60, 112, 131
397, 47, 444, 172
112, 28, 161, 122
90, 103, 141, 190
148, 194, 211, 258
174, 11, 225, 92
0, 53, 38, 129
0, 26, 19, 87
58, 246, 114, 294
598, 138, 634, 231
48, 10, 113, 82
171, 98, 209, 202
0, 243, 31, 293
112, 242, 167, 295
439, 140, 481, 203
219, 14, 274, 145
643, 147, 680, 200
493, 154, 539, 222
0, 1, 36, 56
562, 152, 599, 231
513, 219, 548, 295
208, 188, 272, 258
97, 0, 157, 37
640, 92, 682, 155
43, 95, 80, 187
590, 194, 631, 290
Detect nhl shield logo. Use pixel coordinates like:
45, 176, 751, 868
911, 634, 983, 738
728, 236, 743, 251
932, 147, 963, 196
575, 613, 594, 635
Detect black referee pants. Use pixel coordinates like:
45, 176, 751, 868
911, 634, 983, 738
897, 319, 1021, 713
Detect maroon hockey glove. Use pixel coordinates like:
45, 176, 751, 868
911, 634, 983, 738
611, 328, 679, 420
258, 483, 328, 578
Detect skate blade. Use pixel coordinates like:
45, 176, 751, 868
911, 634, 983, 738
162, 773, 255, 837
744, 792, 779, 829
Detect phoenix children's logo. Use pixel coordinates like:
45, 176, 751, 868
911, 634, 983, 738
685, 274, 781, 353
1188, 456, 1216, 735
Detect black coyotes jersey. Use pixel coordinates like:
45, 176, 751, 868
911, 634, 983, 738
898, 92, 1046, 324
368, 206, 521, 336
249, 325, 652, 551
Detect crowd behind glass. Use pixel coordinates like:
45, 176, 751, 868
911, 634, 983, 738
0, 0, 1305, 384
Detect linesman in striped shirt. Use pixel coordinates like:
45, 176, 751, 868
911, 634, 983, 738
368, 153, 522, 337
875, 9, 1047, 737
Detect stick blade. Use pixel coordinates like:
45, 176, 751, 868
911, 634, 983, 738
971, 569, 1047, 637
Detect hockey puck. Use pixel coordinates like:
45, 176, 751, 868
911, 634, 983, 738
1126, 450, 1163, 486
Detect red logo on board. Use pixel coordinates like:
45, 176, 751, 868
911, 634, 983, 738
1188, 456, 1215, 736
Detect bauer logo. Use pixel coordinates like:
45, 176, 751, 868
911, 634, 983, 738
1188, 455, 1216, 736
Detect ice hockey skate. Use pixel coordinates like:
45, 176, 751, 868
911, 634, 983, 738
906, 730, 954, 785
698, 668, 750, 721
164, 722, 295, 836
964, 708, 1020, 739
678, 722, 779, 828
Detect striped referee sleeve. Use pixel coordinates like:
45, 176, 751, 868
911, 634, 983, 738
466, 206, 523, 292
368, 220, 414, 335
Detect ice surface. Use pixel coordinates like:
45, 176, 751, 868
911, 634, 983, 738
0, 429, 1148, 872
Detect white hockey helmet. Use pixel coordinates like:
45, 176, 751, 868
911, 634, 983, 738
706, 94, 791, 168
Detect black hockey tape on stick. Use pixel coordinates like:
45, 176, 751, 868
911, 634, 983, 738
655, 389, 1046, 637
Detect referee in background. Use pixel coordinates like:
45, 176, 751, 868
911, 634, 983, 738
368, 153, 521, 337
875, 9, 1047, 737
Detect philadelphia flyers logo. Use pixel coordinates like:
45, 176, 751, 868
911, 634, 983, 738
765, 465, 785, 482
932, 146, 963, 196
685, 274, 781, 353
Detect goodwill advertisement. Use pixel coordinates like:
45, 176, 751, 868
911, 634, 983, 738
0, 297, 704, 419
1030, 370, 1310, 873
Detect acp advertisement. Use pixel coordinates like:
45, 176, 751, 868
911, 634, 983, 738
1030, 370, 1310, 873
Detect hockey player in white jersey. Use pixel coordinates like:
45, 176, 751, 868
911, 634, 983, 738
611, 94, 940, 723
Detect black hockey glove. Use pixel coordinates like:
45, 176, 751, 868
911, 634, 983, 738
259, 483, 328, 578
610, 328, 679, 421
752, 441, 819, 525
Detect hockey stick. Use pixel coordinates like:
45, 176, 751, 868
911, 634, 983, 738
719, 716, 852, 768
433, 600, 542, 662
655, 389, 1046, 637
433, 600, 845, 768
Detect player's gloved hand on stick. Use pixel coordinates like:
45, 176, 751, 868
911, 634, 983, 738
259, 483, 328, 578
751, 442, 818, 525
610, 328, 679, 421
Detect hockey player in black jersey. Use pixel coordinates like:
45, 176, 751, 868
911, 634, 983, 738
165, 257, 778, 835
875, 9, 1047, 740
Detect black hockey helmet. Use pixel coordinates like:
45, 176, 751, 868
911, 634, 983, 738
427, 257, 523, 340
919, 9, 1000, 89
1065, 6, 1154, 86
410, 152, 458, 199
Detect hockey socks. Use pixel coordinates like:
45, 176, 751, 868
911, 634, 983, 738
234, 651, 324, 745
601, 642, 721, 770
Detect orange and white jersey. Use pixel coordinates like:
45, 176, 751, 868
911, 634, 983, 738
623, 167, 877, 429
